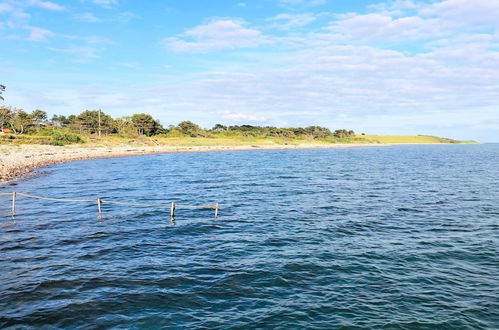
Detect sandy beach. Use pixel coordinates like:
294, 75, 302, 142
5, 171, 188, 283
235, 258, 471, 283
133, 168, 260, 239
0, 143, 384, 183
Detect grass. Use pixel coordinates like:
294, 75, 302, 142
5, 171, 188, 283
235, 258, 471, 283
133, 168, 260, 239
0, 132, 476, 147
357, 135, 476, 144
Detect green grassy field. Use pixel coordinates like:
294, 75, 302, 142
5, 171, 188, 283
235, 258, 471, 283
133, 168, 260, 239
358, 135, 476, 144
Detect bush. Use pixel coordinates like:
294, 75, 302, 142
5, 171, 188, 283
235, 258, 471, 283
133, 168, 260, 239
38, 129, 84, 145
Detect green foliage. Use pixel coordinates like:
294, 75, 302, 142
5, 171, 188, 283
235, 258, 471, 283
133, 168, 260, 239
31, 109, 47, 122
38, 129, 84, 145
0, 84, 5, 101
9, 109, 31, 134
176, 121, 204, 137
206, 124, 339, 140
131, 113, 164, 136
114, 116, 137, 137
73, 110, 114, 135
333, 129, 355, 138
29, 109, 48, 132
0, 134, 52, 144
212, 124, 227, 131
0, 106, 12, 130
51, 114, 71, 128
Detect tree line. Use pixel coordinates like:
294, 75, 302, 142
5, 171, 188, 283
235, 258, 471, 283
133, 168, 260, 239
0, 106, 355, 139
0, 107, 167, 136
0, 85, 355, 140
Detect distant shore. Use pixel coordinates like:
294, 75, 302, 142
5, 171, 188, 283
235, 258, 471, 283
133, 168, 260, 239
0, 143, 390, 183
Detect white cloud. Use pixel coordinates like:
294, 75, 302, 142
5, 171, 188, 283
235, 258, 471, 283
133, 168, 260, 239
27, 26, 54, 41
89, 0, 118, 8
329, 13, 443, 42
47, 35, 118, 62
73, 12, 101, 22
28, 0, 65, 11
278, 0, 326, 8
221, 111, 268, 122
367, 0, 421, 15
267, 13, 317, 30
84, 35, 116, 45
117, 62, 139, 69
164, 19, 268, 52
421, 0, 499, 28
0, 3, 14, 13
72, 11, 138, 23
48, 45, 100, 62
116, 11, 139, 22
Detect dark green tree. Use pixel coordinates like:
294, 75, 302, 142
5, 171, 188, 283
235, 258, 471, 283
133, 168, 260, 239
30, 109, 47, 131
333, 129, 355, 138
0, 84, 5, 101
51, 114, 71, 128
176, 121, 204, 137
0, 106, 13, 130
74, 110, 114, 135
211, 124, 227, 131
9, 109, 31, 134
304, 126, 333, 139
131, 113, 163, 136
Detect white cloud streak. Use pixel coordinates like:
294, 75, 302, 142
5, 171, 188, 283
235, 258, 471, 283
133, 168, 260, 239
267, 13, 318, 30
164, 20, 268, 52
27, 26, 54, 41
28, 0, 65, 11
89, 0, 118, 8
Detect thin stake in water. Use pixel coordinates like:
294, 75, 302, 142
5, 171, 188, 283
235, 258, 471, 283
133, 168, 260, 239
11, 192, 16, 216
97, 198, 102, 218
170, 202, 175, 221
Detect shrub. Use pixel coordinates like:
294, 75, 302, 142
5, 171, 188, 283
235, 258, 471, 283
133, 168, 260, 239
38, 129, 84, 145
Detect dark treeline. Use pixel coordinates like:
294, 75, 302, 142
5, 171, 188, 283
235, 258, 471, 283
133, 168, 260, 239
0, 107, 355, 140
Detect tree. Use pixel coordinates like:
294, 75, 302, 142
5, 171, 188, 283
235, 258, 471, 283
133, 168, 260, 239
74, 110, 114, 135
51, 114, 71, 128
333, 129, 355, 138
0, 106, 13, 130
9, 109, 31, 134
0, 84, 5, 101
176, 120, 204, 137
304, 126, 333, 139
30, 109, 47, 131
114, 116, 137, 137
131, 113, 163, 136
211, 124, 227, 131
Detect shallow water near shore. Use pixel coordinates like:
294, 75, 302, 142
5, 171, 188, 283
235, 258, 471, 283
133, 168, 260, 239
1, 144, 498, 329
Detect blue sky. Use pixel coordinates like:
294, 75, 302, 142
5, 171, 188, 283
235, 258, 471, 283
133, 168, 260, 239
1, 0, 498, 141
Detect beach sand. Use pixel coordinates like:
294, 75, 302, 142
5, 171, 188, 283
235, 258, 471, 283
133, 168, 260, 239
0, 143, 384, 183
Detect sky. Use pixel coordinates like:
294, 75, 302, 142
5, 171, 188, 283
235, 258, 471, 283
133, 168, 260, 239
0, 0, 498, 141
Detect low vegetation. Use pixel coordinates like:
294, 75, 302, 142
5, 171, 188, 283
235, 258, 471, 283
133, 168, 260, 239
0, 88, 473, 146
359, 135, 475, 144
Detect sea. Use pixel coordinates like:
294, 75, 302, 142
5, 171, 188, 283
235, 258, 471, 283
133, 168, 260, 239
1, 144, 498, 329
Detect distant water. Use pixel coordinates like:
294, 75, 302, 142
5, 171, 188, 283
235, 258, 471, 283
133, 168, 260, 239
1, 144, 498, 329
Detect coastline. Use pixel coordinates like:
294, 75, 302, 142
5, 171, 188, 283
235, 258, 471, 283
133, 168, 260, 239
0, 143, 387, 183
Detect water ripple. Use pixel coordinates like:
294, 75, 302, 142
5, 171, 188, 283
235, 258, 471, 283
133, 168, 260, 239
1, 144, 498, 329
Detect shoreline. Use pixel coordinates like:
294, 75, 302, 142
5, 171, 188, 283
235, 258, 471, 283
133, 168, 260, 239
0, 143, 388, 183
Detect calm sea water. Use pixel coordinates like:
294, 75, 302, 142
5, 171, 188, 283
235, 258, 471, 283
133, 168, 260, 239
1, 144, 498, 329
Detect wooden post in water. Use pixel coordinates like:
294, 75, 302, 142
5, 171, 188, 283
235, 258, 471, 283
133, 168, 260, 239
97, 198, 102, 218
170, 202, 175, 220
214, 203, 219, 218
11, 192, 16, 216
